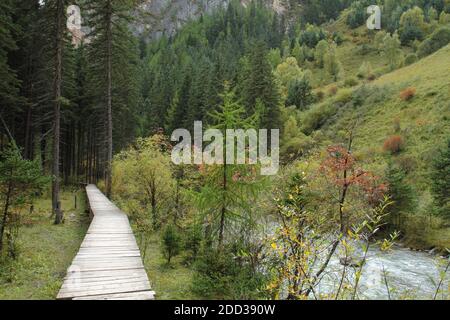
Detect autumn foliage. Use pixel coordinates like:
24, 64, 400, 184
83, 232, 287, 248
383, 135, 405, 154
400, 87, 416, 101
320, 145, 387, 206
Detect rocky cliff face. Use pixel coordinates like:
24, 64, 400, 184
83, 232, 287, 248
134, 0, 286, 39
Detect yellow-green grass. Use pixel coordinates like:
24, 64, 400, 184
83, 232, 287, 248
0, 189, 89, 299
134, 231, 199, 300
337, 44, 450, 184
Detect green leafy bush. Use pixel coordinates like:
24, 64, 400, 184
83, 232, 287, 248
192, 246, 267, 299
334, 88, 353, 104
299, 24, 327, 48
344, 77, 359, 87
286, 77, 314, 110
404, 53, 418, 65
300, 103, 337, 134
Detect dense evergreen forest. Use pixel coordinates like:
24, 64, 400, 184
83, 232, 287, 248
0, 0, 449, 299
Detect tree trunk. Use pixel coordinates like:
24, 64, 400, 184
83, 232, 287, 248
0, 171, 13, 253
53, 0, 64, 225
24, 105, 33, 160
218, 163, 227, 247
105, 1, 113, 198
338, 133, 354, 234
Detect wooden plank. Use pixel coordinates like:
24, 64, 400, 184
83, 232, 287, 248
72, 291, 155, 300
56, 184, 154, 300
58, 282, 152, 299
63, 268, 149, 280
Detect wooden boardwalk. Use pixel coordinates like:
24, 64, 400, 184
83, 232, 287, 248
57, 185, 155, 300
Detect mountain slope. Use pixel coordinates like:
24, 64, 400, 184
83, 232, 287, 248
135, 0, 285, 38
307, 44, 450, 249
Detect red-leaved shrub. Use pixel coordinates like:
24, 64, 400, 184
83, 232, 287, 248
328, 85, 338, 96
383, 135, 404, 154
400, 87, 416, 101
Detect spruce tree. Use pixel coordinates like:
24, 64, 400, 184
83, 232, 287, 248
40, 0, 70, 224
242, 41, 281, 130
0, 0, 21, 112
385, 162, 416, 229
84, 0, 137, 198
431, 139, 450, 218
166, 65, 191, 133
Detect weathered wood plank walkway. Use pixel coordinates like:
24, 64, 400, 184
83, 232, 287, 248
57, 185, 155, 300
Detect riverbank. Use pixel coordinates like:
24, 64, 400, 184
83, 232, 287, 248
400, 218, 450, 255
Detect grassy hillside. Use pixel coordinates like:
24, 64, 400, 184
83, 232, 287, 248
302, 43, 450, 250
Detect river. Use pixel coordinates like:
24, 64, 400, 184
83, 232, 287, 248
316, 246, 450, 299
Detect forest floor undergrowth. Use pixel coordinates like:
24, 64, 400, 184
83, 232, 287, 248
0, 189, 89, 299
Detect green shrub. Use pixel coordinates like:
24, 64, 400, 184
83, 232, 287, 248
300, 103, 337, 134
299, 24, 327, 48
286, 77, 314, 110
417, 26, 450, 57
404, 53, 418, 65
184, 224, 202, 262
192, 246, 267, 299
357, 62, 370, 79
395, 154, 418, 174
352, 84, 390, 107
332, 31, 344, 45
161, 224, 181, 264
344, 77, 359, 87
334, 88, 353, 104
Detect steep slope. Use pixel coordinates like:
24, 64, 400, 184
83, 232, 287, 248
135, 0, 286, 39
306, 44, 450, 249
327, 44, 449, 184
